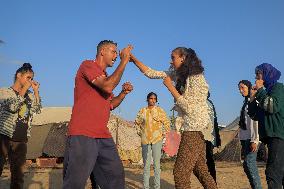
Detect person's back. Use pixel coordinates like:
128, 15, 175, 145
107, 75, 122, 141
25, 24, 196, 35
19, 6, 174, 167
206, 96, 221, 182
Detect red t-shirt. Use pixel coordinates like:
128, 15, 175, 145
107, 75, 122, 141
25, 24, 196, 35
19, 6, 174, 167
68, 60, 113, 138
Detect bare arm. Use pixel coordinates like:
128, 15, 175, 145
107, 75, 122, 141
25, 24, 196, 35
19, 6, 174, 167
31, 80, 40, 103
111, 82, 133, 109
130, 53, 149, 73
131, 53, 169, 79
92, 45, 133, 94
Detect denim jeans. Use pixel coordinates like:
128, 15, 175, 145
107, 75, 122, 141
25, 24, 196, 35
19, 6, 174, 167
142, 141, 162, 189
241, 140, 262, 189
266, 137, 284, 189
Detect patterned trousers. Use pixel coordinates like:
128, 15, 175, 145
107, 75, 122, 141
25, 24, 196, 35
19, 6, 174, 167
173, 131, 218, 189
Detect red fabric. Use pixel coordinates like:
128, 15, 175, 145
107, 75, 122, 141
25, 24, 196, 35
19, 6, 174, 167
68, 60, 113, 138
163, 130, 181, 157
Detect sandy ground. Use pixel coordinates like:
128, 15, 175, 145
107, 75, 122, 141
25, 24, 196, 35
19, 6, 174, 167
0, 161, 268, 189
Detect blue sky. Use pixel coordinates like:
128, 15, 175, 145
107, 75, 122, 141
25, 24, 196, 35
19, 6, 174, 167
1, 0, 284, 125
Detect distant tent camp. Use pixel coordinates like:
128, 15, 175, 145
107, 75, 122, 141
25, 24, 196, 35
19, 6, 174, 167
214, 117, 241, 162
27, 108, 267, 163
42, 122, 68, 157
214, 117, 267, 162
214, 132, 241, 162
27, 108, 142, 163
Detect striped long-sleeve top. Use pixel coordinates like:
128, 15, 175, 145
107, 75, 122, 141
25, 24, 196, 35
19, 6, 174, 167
0, 87, 41, 138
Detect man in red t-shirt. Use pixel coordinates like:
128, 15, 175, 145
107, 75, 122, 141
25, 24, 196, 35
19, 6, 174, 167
63, 40, 133, 189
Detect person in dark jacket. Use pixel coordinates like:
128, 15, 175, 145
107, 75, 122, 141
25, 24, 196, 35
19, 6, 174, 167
206, 92, 221, 182
238, 80, 262, 189
250, 63, 284, 189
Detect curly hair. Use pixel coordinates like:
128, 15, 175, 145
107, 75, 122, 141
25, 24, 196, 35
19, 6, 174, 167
173, 47, 204, 94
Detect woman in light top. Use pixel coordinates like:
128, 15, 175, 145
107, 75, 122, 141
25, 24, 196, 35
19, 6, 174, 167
131, 47, 217, 189
238, 80, 262, 189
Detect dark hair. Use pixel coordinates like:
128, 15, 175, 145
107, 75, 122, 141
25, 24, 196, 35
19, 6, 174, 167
96, 40, 117, 55
146, 92, 158, 102
173, 47, 204, 94
238, 80, 252, 130
14, 63, 34, 82
238, 80, 252, 98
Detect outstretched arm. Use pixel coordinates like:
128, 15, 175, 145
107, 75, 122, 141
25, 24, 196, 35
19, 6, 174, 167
130, 54, 149, 73
130, 53, 168, 79
111, 82, 133, 109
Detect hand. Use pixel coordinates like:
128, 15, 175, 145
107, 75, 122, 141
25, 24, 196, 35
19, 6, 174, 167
129, 53, 136, 63
122, 82, 133, 94
22, 80, 32, 92
163, 131, 169, 138
119, 45, 133, 62
19, 81, 32, 96
163, 76, 173, 88
31, 80, 40, 93
250, 142, 257, 152
250, 87, 257, 99
255, 79, 264, 90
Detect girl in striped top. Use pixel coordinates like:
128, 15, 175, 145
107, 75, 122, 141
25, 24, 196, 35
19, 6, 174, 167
0, 63, 41, 189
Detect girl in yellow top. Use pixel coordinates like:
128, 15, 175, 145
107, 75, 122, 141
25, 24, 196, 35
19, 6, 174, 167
135, 92, 170, 189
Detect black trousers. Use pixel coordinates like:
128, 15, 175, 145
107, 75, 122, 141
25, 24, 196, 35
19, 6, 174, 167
266, 137, 284, 189
0, 134, 27, 189
206, 141, 217, 182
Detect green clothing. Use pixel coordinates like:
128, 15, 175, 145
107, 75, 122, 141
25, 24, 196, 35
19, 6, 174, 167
255, 83, 284, 140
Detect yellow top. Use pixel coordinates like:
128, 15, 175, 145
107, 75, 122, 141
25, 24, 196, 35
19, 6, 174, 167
135, 106, 170, 145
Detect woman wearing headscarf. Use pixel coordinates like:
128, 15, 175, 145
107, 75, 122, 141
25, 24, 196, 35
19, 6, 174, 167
250, 63, 284, 189
238, 80, 262, 189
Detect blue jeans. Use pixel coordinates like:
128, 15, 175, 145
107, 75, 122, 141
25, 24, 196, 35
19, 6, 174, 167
142, 141, 162, 189
241, 140, 262, 189
266, 137, 284, 189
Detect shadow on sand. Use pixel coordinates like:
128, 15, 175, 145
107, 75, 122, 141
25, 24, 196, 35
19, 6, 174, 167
124, 169, 174, 189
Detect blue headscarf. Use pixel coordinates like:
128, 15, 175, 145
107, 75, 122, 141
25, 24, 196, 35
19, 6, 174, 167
255, 63, 281, 92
